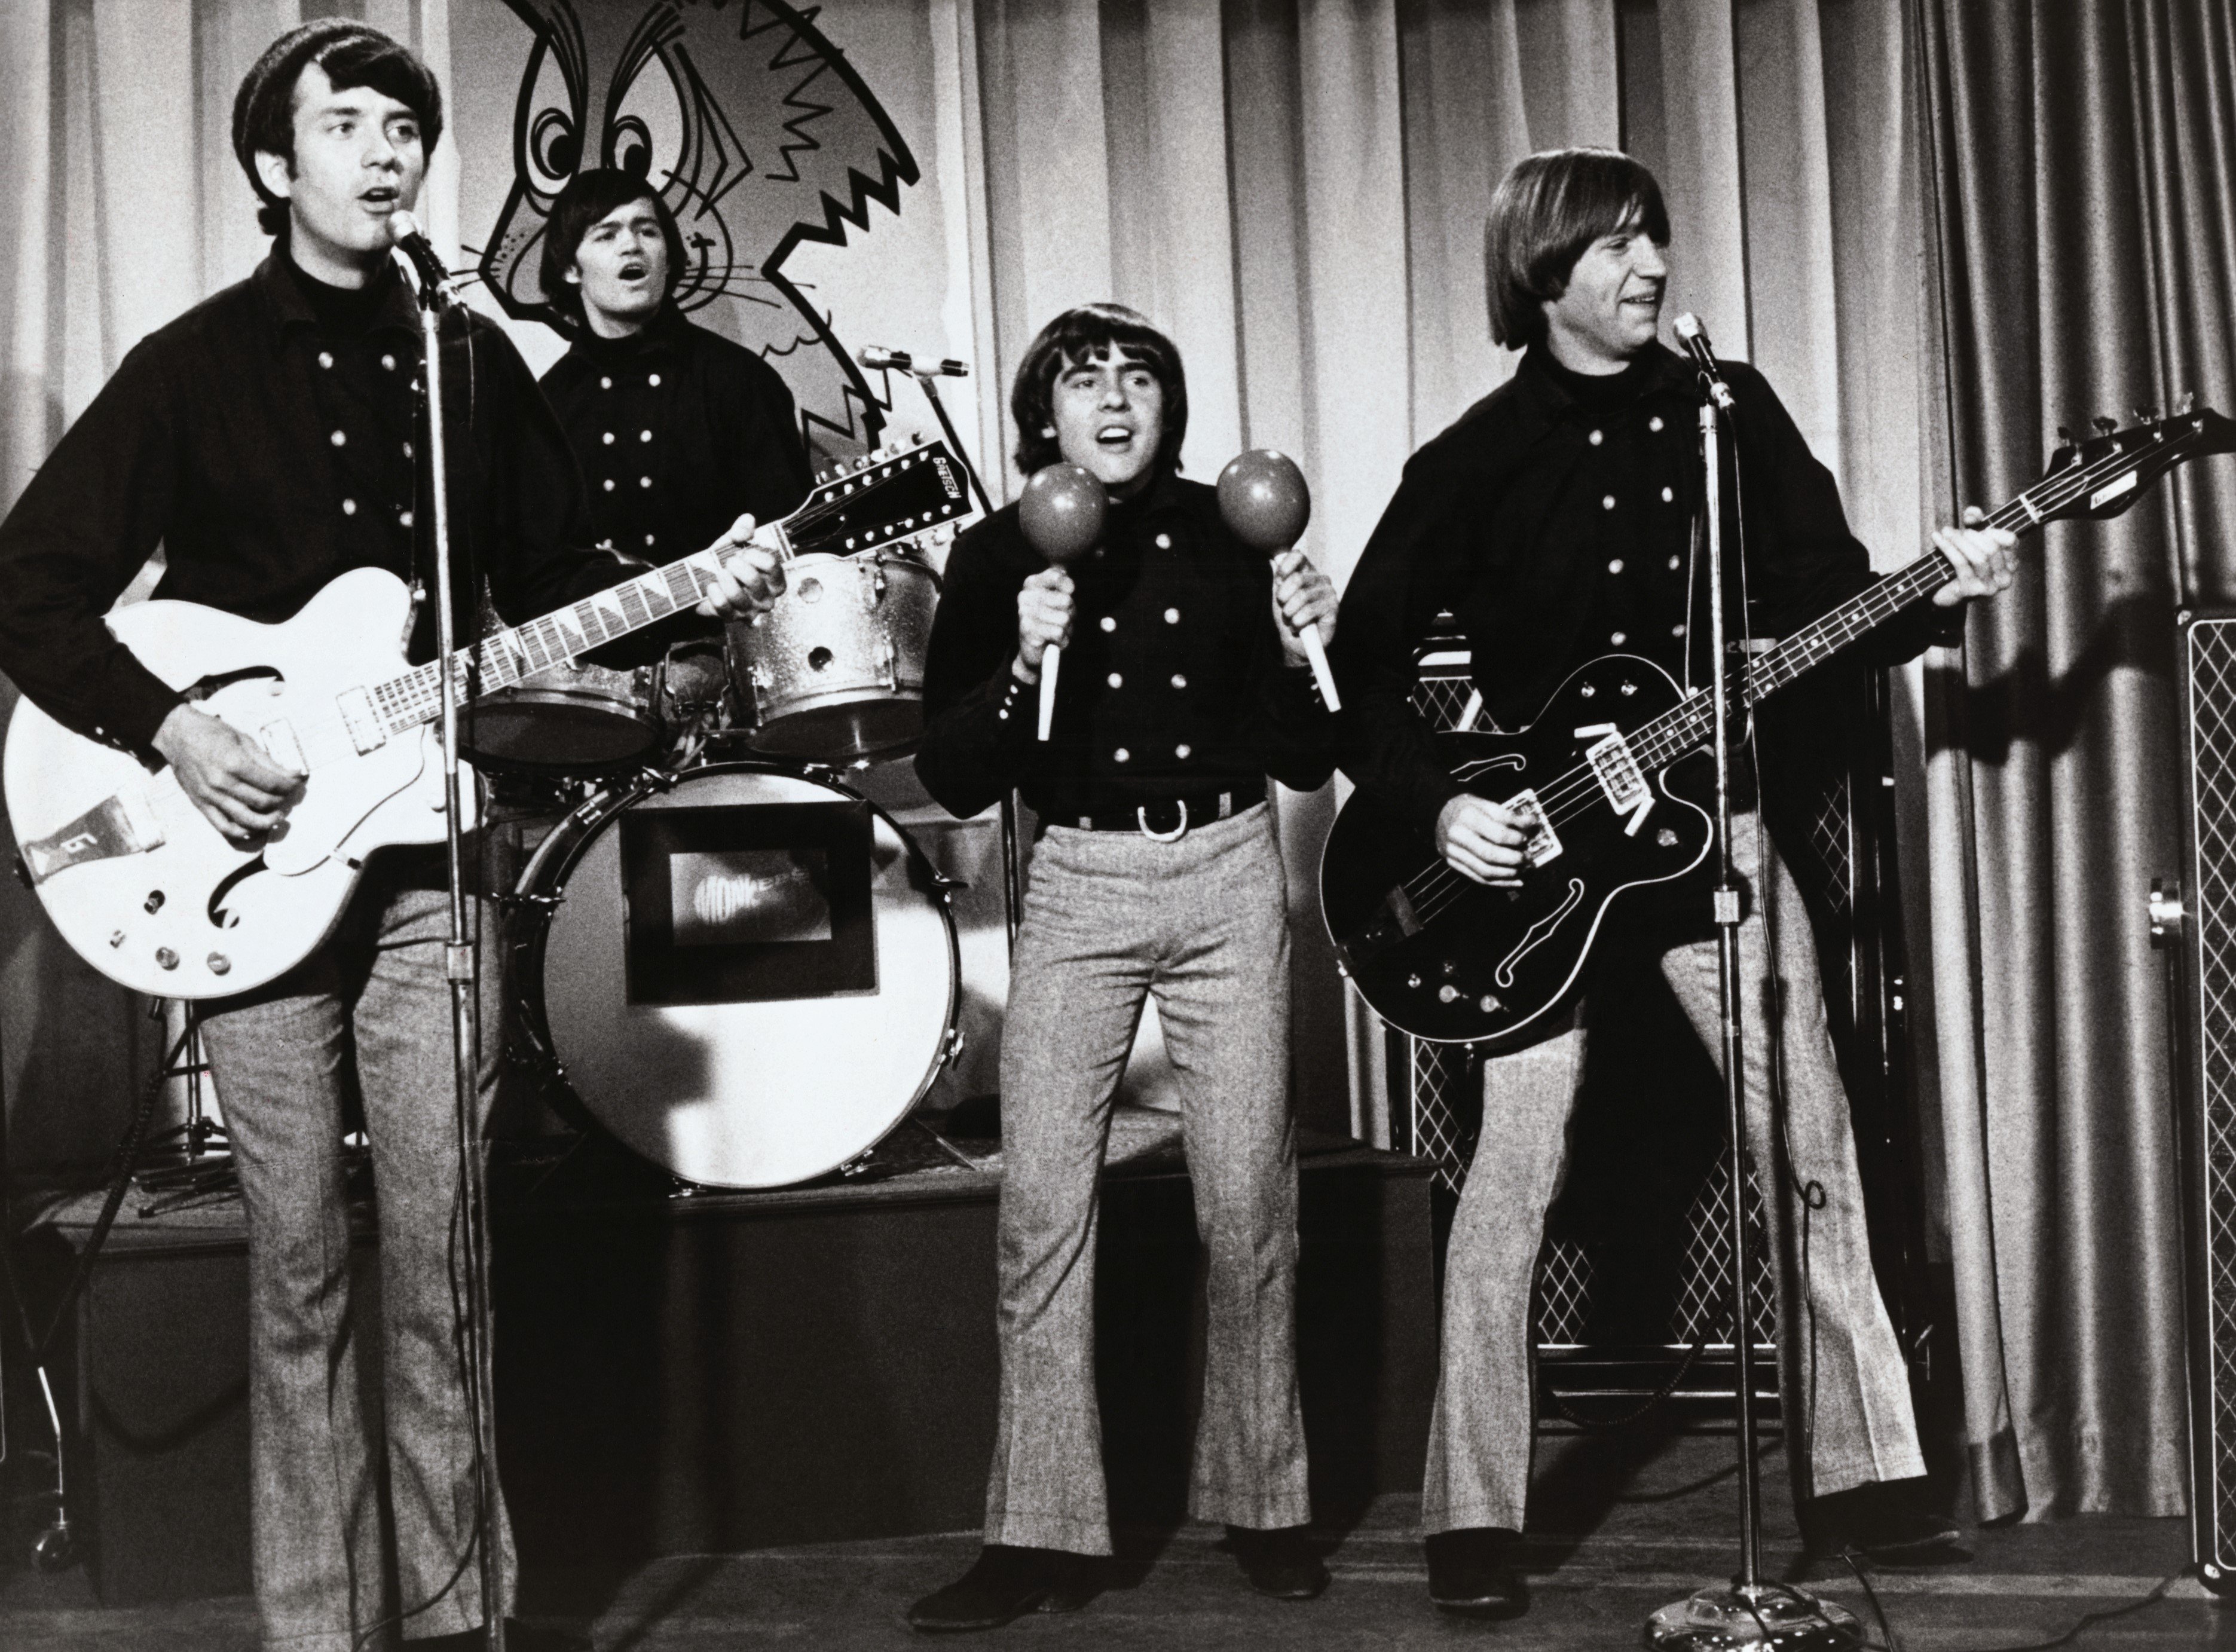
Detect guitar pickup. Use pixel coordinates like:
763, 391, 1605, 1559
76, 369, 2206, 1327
1582, 732, 1655, 836
20, 790, 166, 883
1507, 788, 1564, 867
336, 686, 386, 754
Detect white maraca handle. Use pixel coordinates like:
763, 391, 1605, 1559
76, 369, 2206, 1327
1038, 645, 1062, 742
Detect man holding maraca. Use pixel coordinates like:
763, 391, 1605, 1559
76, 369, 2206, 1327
911, 302, 1338, 1630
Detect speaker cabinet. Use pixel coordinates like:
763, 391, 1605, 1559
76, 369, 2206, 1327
2162, 610, 2236, 1594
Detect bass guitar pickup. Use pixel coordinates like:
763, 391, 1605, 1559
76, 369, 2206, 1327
1577, 726, 1654, 836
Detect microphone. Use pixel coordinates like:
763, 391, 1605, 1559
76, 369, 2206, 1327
1671, 313, 1735, 411
858, 345, 968, 379
387, 211, 454, 299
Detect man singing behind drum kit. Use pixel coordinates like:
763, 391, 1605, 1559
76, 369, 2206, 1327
0, 21, 778, 1649
907, 304, 1339, 1630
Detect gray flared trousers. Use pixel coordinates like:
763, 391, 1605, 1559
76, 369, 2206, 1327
984, 803, 1313, 1555
1424, 811, 1926, 1534
198, 853, 513, 1648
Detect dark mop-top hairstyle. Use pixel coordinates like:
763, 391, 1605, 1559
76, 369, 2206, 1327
1010, 304, 1189, 478
232, 20, 445, 238
1483, 148, 1671, 350
539, 169, 690, 334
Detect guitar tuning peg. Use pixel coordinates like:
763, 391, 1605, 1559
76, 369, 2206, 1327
2055, 424, 2074, 446
2133, 408, 2158, 425
2093, 416, 2119, 438
2180, 390, 2198, 414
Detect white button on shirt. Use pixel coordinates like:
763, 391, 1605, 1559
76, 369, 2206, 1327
1662, 487, 1674, 503
1649, 415, 1665, 432
1100, 616, 1117, 633
641, 430, 653, 442
1602, 495, 1616, 510
1608, 559, 1624, 574
1164, 608, 1181, 624
341, 498, 357, 515
1610, 631, 1626, 645
1107, 673, 1123, 689
1588, 430, 1604, 446
1175, 744, 1191, 759
329, 430, 345, 447
1155, 534, 1171, 549
602, 432, 615, 445
1114, 748, 1130, 763
600, 376, 613, 390
317, 351, 334, 369
649, 374, 662, 387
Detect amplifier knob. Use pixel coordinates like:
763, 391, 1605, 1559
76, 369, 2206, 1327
1479, 995, 1502, 1013
145, 890, 166, 913
207, 953, 232, 976
155, 947, 179, 971
1439, 984, 1460, 1003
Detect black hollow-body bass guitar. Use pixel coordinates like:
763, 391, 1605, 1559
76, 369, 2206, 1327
1322, 405, 2233, 1045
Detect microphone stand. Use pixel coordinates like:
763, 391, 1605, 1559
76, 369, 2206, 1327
402, 249, 507, 1652
1645, 370, 1861, 1651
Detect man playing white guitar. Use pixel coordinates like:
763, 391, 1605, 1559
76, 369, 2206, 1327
1331, 148, 2017, 1617
0, 21, 775, 1651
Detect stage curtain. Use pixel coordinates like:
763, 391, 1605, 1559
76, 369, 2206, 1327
0, 0, 461, 1172
1914, 0, 2236, 1520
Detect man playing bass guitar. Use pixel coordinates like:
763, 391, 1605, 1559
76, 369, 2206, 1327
1329, 147, 2015, 1616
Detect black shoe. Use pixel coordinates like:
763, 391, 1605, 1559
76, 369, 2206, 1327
906, 1545, 1099, 1632
1805, 1480, 1962, 1562
412, 1622, 591, 1652
1225, 1525, 1329, 1600
1425, 1528, 1529, 1618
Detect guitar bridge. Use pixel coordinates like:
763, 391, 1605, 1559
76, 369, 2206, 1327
1582, 732, 1655, 836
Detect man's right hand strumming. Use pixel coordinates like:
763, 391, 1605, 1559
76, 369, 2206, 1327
1013, 565, 1075, 684
1436, 793, 1534, 888
153, 703, 302, 842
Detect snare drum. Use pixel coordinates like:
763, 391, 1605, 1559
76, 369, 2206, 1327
515, 763, 960, 1188
729, 549, 938, 761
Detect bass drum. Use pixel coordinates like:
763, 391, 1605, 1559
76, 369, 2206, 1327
518, 763, 959, 1188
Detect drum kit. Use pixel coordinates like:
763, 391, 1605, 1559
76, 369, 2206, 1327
468, 525, 969, 1191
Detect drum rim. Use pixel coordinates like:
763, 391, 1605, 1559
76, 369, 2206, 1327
513, 758, 963, 1188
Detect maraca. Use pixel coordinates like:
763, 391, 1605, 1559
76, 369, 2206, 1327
1217, 448, 1340, 711
1017, 462, 1107, 741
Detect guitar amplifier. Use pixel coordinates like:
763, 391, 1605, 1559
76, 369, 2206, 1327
2161, 610, 2236, 1593
1389, 623, 1929, 1417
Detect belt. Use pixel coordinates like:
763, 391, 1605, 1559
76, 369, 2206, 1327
1058, 782, 1266, 842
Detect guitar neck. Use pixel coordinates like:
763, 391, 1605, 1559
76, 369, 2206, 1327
1623, 495, 2045, 778
368, 547, 742, 737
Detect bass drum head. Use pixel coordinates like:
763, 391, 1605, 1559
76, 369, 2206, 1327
534, 764, 958, 1188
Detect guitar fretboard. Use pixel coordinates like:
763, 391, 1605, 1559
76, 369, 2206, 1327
368, 549, 735, 735
1614, 443, 2140, 781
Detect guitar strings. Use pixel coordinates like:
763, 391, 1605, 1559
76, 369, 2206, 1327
1381, 430, 2178, 925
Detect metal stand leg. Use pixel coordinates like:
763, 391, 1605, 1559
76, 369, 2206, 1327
1646, 380, 1860, 1652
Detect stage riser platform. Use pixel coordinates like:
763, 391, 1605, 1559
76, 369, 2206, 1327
43, 1149, 1434, 1605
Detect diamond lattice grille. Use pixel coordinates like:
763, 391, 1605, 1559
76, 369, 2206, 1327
2187, 620, 2236, 1565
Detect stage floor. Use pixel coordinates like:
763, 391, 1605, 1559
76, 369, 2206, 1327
0, 1433, 2211, 1650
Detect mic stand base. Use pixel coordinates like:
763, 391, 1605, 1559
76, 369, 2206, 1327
1645, 1581, 1864, 1651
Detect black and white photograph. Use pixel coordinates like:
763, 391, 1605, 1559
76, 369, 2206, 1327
0, 1, 2232, 1648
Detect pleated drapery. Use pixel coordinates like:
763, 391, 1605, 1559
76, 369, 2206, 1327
1916, 0, 2236, 1523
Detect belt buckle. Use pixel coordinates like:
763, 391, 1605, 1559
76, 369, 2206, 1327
1137, 799, 1189, 843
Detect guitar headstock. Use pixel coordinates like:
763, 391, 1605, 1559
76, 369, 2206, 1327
2033, 400, 2235, 526
790, 436, 975, 556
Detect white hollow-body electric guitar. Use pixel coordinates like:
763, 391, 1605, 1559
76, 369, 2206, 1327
5, 437, 970, 999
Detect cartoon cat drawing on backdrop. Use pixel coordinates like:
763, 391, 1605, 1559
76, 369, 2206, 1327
479, 0, 919, 457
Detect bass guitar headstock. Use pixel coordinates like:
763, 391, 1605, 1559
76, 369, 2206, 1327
2033, 399, 2234, 526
